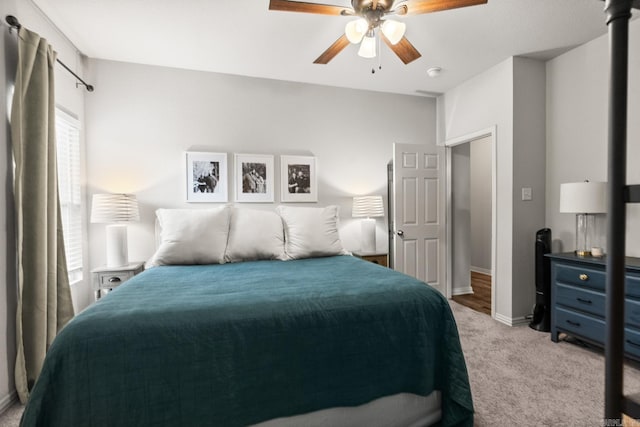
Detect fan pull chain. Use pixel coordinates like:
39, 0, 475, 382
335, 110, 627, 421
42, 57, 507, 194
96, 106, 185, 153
372, 32, 382, 74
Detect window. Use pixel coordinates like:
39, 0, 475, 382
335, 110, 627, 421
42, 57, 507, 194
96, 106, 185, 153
56, 108, 83, 283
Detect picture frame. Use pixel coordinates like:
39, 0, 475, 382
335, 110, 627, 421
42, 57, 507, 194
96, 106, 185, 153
234, 154, 275, 203
185, 151, 228, 203
280, 155, 317, 202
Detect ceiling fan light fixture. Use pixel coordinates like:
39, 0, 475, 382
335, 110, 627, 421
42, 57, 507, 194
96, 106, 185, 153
345, 18, 368, 44
381, 19, 406, 45
358, 31, 377, 58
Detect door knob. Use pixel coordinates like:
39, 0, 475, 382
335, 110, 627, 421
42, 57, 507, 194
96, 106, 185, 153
396, 230, 404, 237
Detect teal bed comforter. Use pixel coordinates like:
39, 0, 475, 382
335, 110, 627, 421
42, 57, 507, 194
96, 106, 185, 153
21, 256, 473, 426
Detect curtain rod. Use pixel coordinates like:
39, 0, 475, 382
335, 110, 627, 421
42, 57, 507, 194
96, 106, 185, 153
5, 15, 94, 92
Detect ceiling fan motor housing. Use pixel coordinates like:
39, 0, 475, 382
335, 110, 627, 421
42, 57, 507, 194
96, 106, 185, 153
351, 0, 395, 14
352, 0, 393, 29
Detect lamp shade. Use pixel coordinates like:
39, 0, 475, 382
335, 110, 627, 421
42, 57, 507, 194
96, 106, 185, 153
381, 19, 406, 45
559, 182, 607, 214
353, 195, 384, 218
345, 18, 368, 44
91, 193, 140, 223
358, 32, 377, 58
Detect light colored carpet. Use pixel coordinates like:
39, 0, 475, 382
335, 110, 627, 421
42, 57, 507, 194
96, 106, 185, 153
2, 300, 639, 426
449, 300, 640, 426
0, 400, 23, 427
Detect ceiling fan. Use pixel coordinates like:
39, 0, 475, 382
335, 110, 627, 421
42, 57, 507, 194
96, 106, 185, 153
269, 0, 487, 65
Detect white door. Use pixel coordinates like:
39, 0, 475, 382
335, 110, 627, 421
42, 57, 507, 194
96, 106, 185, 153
392, 143, 445, 294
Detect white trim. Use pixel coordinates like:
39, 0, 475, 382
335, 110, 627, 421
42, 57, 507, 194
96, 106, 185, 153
445, 126, 497, 320
444, 127, 493, 147
0, 390, 17, 415
494, 312, 529, 327
470, 266, 491, 275
452, 286, 474, 296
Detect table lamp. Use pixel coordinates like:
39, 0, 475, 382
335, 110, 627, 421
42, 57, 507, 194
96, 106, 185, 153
91, 193, 140, 267
559, 181, 607, 257
352, 195, 384, 254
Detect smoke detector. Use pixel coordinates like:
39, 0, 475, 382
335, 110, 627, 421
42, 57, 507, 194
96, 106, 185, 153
427, 67, 442, 78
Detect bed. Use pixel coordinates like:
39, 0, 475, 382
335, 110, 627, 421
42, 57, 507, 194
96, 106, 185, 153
20, 255, 473, 426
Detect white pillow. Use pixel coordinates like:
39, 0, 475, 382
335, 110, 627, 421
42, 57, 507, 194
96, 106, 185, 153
148, 206, 230, 266
277, 205, 350, 260
225, 208, 286, 262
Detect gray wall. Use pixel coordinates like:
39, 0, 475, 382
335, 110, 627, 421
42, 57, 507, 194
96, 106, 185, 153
0, 0, 89, 408
452, 143, 471, 294
439, 58, 514, 321
512, 57, 547, 318
440, 56, 546, 324
546, 19, 640, 256
470, 136, 492, 272
85, 59, 437, 269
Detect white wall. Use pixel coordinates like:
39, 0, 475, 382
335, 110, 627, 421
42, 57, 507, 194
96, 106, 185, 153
85, 59, 437, 269
1, 0, 89, 409
546, 19, 640, 256
470, 136, 492, 272
440, 56, 546, 324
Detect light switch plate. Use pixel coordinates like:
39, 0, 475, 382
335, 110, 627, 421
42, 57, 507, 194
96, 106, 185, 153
522, 187, 532, 201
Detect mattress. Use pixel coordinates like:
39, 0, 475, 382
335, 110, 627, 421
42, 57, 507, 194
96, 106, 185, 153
20, 256, 473, 426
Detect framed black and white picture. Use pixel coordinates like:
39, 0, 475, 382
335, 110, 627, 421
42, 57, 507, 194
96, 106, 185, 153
186, 151, 228, 203
280, 155, 317, 203
234, 154, 274, 203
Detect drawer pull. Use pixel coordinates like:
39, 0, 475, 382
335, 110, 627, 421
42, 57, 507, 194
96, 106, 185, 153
579, 274, 589, 281
566, 319, 581, 327
576, 297, 592, 305
627, 339, 640, 349
108, 277, 122, 283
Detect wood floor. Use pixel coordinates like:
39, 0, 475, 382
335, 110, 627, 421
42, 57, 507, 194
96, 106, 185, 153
452, 271, 492, 315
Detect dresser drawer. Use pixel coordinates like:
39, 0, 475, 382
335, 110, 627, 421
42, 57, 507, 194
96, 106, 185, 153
555, 307, 605, 343
555, 283, 605, 317
626, 299, 640, 329
555, 263, 605, 291
98, 271, 134, 287
625, 327, 640, 359
625, 274, 640, 299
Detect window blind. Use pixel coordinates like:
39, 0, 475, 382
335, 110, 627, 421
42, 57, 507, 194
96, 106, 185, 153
56, 108, 83, 283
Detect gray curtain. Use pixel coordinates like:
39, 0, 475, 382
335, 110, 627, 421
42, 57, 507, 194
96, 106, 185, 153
11, 26, 75, 403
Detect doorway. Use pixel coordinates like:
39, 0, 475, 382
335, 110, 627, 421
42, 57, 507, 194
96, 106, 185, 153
446, 128, 496, 317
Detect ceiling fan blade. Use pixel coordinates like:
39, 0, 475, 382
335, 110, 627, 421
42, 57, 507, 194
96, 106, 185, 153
313, 34, 350, 64
403, 0, 487, 15
269, 0, 348, 15
381, 34, 422, 64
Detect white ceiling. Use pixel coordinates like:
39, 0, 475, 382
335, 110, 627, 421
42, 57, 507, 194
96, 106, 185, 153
32, 0, 617, 96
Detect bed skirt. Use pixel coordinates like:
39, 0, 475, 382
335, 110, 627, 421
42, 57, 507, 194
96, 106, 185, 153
253, 391, 441, 427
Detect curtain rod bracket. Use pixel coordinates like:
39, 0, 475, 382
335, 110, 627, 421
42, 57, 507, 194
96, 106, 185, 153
6, 15, 21, 30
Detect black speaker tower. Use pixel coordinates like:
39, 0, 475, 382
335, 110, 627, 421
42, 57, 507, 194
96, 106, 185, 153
529, 228, 551, 332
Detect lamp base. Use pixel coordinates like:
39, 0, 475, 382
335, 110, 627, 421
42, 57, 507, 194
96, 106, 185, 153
575, 213, 596, 259
360, 218, 376, 254
106, 224, 129, 267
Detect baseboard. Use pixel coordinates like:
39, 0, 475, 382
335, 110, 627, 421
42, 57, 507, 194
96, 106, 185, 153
452, 286, 474, 296
470, 266, 491, 275
0, 390, 17, 415
494, 312, 529, 327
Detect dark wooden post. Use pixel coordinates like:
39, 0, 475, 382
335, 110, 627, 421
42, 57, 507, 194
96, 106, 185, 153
604, 0, 632, 422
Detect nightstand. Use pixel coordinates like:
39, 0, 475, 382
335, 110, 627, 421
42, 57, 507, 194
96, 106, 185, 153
353, 251, 388, 267
92, 261, 145, 300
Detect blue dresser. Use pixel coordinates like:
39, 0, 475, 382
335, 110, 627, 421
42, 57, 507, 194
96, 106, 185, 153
549, 253, 640, 359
